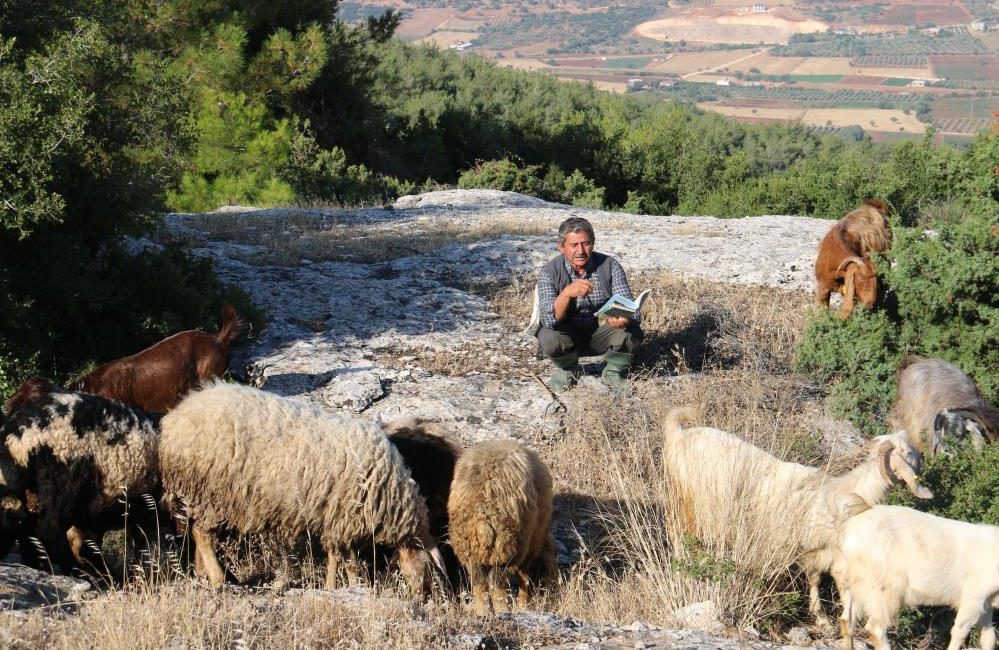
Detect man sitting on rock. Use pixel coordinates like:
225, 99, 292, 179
533, 216, 643, 391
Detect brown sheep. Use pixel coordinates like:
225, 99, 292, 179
447, 439, 556, 615
814, 200, 892, 319
68, 303, 247, 412
889, 355, 999, 456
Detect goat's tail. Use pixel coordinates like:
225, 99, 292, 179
216, 303, 249, 349
663, 406, 700, 445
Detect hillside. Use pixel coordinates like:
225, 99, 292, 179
2, 191, 862, 648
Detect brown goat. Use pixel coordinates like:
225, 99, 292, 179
68, 304, 247, 412
814, 200, 893, 319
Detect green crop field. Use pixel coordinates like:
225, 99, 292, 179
882, 78, 914, 86
602, 56, 655, 69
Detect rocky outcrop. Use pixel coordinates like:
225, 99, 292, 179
165, 190, 829, 444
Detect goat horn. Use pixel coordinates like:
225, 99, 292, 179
837, 256, 867, 274
876, 440, 894, 484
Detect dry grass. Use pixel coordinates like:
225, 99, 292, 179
2, 271, 849, 648
162, 212, 550, 266
0, 580, 566, 649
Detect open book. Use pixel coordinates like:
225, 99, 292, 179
596, 289, 651, 325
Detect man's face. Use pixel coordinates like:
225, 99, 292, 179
558, 230, 594, 273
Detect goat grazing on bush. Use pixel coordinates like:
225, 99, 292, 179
889, 355, 999, 456
814, 200, 892, 319
68, 303, 247, 413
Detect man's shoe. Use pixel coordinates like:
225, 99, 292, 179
549, 352, 582, 391
601, 350, 633, 393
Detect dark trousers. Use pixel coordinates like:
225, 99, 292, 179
537, 320, 644, 359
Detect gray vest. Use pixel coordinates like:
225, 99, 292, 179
534, 252, 615, 334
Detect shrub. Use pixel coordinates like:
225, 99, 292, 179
795, 308, 901, 432
891, 440, 999, 526
457, 158, 546, 197
280, 124, 413, 206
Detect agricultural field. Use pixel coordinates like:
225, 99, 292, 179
929, 54, 999, 81
773, 28, 990, 57
851, 54, 928, 68
928, 95, 998, 133
869, 3, 973, 28
696, 103, 927, 131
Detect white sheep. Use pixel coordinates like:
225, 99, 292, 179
158, 382, 443, 594
662, 408, 933, 625
832, 505, 999, 650
0, 388, 161, 573
889, 355, 999, 456
447, 438, 556, 615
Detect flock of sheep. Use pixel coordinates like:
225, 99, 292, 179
0, 202, 996, 650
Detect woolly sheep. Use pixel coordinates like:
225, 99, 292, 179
447, 439, 556, 616
158, 382, 443, 594
889, 355, 999, 456
662, 408, 932, 625
832, 505, 999, 650
0, 389, 161, 572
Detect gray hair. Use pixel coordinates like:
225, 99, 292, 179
557, 217, 595, 246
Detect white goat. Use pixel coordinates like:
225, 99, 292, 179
832, 505, 999, 650
663, 408, 933, 625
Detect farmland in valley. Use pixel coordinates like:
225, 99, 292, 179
339, 0, 999, 137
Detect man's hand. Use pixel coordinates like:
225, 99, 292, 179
605, 316, 629, 329
561, 279, 594, 299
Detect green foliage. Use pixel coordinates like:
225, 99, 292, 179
795, 309, 901, 431
458, 159, 546, 197
0, 7, 246, 392
281, 124, 413, 205
457, 159, 607, 207
168, 89, 297, 211
891, 441, 999, 525
888, 215, 999, 397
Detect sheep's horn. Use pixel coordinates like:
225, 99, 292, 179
837, 256, 867, 274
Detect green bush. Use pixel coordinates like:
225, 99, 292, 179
457, 158, 547, 197
891, 441, 999, 525
280, 125, 413, 206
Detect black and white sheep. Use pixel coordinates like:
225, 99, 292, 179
158, 382, 443, 594
447, 439, 556, 615
832, 505, 999, 650
662, 408, 932, 625
889, 355, 999, 456
0, 388, 161, 572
